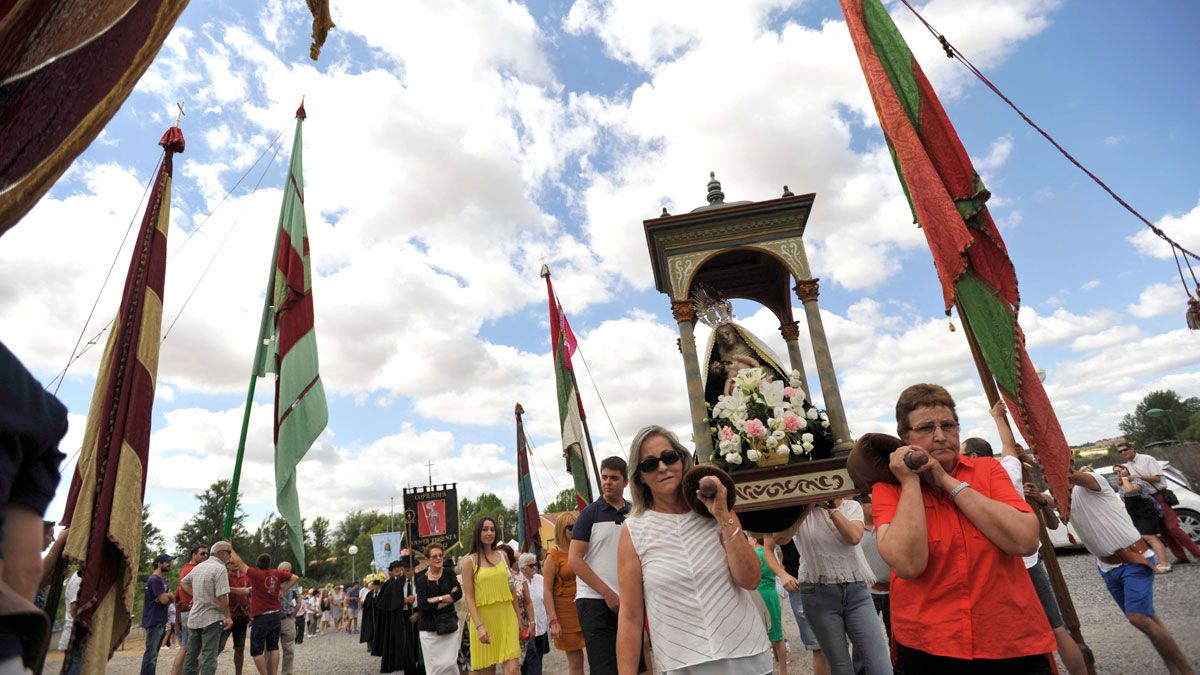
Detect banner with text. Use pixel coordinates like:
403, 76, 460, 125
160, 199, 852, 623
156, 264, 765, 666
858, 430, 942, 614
403, 483, 459, 558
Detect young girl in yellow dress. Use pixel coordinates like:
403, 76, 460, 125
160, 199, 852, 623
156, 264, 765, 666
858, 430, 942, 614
462, 516, 523, 674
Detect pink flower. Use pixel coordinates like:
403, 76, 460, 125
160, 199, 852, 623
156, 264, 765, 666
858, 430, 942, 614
782, 413, 803, 433
718, 426, 735, 442
783, 386, 797, 399
743, 419, 767, 438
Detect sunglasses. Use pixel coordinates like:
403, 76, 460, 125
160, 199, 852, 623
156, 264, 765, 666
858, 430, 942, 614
637, 448, 682, 474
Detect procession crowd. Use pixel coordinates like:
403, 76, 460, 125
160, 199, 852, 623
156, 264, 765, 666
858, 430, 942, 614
33, 382, 1200, 675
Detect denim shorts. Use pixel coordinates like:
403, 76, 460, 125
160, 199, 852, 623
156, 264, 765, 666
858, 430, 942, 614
1100, 556, 1156, 617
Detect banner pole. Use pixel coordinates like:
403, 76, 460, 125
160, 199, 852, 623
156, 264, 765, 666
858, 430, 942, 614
223, 374, 258, 537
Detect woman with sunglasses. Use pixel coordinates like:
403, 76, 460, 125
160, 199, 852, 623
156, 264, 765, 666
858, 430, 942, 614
616, 425, 770, 674
542, 512, 585, 675
416, 542, 463, 675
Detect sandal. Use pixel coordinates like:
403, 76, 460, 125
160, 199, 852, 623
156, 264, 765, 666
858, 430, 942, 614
1155, 563, 1172, 574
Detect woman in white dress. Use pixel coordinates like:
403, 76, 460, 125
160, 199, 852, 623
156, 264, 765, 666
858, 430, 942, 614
616, 425, 771, 675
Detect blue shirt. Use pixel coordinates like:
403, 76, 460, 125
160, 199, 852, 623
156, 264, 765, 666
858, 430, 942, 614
142, 574, 169, 627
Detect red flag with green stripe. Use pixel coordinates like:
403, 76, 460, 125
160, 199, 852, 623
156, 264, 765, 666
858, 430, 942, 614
542, 267, 593, 509
841, 0, 1072, 517
252, 102, 328, 569
515, 404, 541, 554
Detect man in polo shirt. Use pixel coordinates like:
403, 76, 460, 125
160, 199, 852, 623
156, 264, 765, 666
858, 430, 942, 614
872, 384, 1054, 673
1061, 465, 1192, 673
570, 455, 645, 674
1119, 441, 1200, 564
232, 550, 298, 675
180, 541, 233, 675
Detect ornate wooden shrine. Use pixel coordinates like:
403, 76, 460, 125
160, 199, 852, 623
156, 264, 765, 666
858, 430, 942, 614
643, 174, 862, 529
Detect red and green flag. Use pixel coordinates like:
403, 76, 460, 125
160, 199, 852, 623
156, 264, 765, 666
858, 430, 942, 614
515, 403, 541, 554
541, 265, 593, 509
841, 0, 1072, 517
61, 124, 184, 670
252, 102, 328, 569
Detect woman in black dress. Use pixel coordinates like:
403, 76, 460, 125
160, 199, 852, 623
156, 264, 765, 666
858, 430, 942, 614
415, 543, 462, 674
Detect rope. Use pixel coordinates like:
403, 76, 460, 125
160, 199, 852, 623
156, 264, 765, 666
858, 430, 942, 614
49, 154, 162, 395
896, 0, 1200, 265
167, 128, 287, 261
574, 343, 624, 451
161, 137, 284, 341
1171, 246, 1195, 300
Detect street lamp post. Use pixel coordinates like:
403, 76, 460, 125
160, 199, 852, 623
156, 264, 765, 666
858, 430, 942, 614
349, 545, 359, 583
1146, 408, 1183, 443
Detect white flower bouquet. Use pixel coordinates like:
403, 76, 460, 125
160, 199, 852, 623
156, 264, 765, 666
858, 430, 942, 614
708, 367, 834, 470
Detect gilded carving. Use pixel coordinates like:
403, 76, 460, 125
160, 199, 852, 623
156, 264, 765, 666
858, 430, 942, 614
794, 278, 820, 303
734, 469, 850, 504
667, 251, 707, 299
779, 321, 801, 341
670, 300, 696, 323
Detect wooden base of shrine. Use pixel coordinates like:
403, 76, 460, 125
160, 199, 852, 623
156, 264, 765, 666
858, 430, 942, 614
729, 456, 863, 534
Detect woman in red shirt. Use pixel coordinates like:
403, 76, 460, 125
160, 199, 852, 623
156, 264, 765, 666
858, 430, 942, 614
872, 384, 1054, 674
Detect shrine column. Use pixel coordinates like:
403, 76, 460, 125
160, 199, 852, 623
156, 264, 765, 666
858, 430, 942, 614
672, 299, 714, 461
779, 321, 811, 401
794, 279, 852, 444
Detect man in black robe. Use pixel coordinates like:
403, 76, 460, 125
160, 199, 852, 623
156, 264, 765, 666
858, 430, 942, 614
378, 556, 423, 673
360, 579, 381, 650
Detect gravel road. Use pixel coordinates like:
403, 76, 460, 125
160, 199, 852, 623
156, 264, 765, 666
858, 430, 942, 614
49, 549, 1199, 673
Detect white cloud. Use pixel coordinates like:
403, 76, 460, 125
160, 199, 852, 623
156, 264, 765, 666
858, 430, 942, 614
1071, 325, 1141, 352
1081, 279, 1101, 291
1127, 283, 1180, 319
1129, 199, 1200, 259
971, 135, 1014, 172
1017, 306, 1117, 348
1104, 135, 1121, 146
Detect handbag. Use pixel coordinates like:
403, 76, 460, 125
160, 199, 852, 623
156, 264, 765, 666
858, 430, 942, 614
1161, 486, 1180, 506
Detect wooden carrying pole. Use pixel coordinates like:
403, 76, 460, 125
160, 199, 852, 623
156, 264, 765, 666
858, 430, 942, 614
955, 304, 1097, 675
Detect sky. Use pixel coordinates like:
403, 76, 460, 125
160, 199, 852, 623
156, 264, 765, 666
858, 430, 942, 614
4, 0, 1199, 551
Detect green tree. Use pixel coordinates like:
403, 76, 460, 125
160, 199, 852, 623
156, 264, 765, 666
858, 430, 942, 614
332, 510, 389, 581
174, 479, 252, 556
141, 504, 166, 565
1118, 390, 1200, 447
545, 489, 576, 514
308, 516, 332, 561
459, 493, 518, 552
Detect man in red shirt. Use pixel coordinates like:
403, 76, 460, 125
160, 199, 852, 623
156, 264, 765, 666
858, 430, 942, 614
872, 383, 1054, 673
222, 560, 252, 675
172, 545, 209, 675
232, 550, 298, 675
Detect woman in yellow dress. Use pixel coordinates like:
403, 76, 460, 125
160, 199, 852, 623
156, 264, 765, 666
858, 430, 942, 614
462, 516, 522, 674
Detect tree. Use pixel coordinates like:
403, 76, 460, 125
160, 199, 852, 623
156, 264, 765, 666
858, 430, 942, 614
545, 489, 576, 514
174, 479, 252, 556
1118, 390, 1200, 447
141, 504, 166, 565
459, 493, 518, 552
308, 516, 332, 561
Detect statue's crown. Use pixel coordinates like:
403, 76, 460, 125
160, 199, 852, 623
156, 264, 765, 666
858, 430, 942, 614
692, 286, 735, 328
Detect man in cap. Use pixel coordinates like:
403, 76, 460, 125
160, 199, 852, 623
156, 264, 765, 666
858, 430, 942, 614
141, 554, 176, 675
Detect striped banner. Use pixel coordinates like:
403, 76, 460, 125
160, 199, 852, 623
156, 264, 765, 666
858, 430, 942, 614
61, 125, 184, 672
542, 269, 593, 509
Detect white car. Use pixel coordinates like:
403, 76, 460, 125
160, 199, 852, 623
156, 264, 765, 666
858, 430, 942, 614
1046, 462, 1200, 549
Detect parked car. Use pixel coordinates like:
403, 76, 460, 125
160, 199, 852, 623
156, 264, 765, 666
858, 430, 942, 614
1046, 462, 1200, 549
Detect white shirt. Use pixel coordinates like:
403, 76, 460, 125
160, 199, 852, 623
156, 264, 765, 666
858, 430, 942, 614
1069, 479, 1145, 572
791, 500, 874, 584
526, 573, 548, 636
999, 455, 1041, 569
58, 574, 82, 651
184, 557, 230, 629
1124, 453, 1163, 494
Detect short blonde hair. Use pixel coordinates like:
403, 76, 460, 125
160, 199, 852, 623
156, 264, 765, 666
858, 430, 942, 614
554, 511, 577, 551
627, 425, 694, 516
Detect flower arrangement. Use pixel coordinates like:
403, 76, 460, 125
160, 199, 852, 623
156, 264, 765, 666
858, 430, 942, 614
708, 367, 834, 470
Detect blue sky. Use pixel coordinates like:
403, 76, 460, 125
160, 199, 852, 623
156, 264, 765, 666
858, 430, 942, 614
4, 0, 1198, 549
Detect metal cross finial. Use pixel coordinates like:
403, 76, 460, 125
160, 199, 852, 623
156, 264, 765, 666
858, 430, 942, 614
174, 102, 185, 127
425, 460, 434, 486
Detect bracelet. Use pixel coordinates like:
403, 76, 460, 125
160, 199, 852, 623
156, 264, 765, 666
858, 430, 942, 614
722, 526, 742, 545
949, 481, 970, 500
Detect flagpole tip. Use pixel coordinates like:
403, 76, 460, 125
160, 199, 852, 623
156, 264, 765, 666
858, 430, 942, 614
296, 97, 307, 119
515, 403, 525, 415
539, 263, 550, 278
